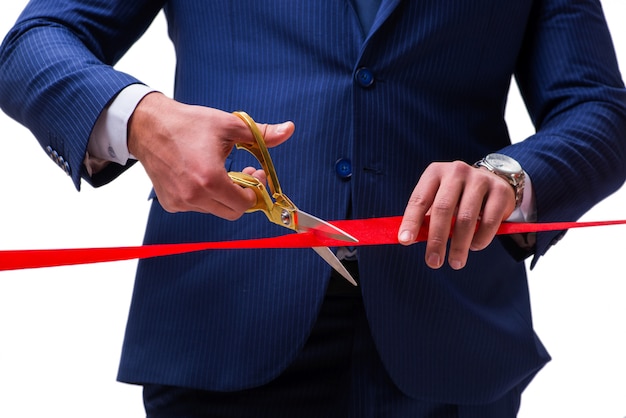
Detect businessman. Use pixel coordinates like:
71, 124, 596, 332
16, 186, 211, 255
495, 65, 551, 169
1, 0, 625, 416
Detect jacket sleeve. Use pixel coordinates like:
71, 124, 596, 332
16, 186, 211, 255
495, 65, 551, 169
0, 0, 166, 189
502, 0, 626, 266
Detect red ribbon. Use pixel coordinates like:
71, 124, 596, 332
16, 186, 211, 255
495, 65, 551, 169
1, 217, 625, 271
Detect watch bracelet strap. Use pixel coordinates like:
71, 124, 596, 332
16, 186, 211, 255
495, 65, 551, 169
473, 157, 525, 208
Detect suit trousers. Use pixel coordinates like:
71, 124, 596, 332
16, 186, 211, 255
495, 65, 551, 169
143, 262, 522, 418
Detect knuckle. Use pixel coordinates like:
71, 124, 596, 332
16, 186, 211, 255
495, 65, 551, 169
159, 197, 182, 213
407, 191, 430, 209
177, 185, 200, 205
431, 196, 455, 215
196, 170, 219, 190
450, 160, 470, 172
153, 188, 183, 213
478, 214, 501, 229
443, 160, 472, 178
427, 234, 448, 248
454, 210, 476, 226
223, 212, 244, 221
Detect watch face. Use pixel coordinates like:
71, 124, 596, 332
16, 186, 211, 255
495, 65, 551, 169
485, 153, 522, 174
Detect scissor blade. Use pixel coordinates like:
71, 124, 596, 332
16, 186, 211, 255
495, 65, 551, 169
312, 247, 358, 286
295, 211, 358, 243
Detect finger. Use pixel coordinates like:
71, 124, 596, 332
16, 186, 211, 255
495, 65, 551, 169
398, 175, 440, 245
232, 115, 294, 148
214, 181, 259, 219
470, 176, 515, 251
260, 121, 295, 147
242, 166, 267, 185
160, 170, 258, 219
446, 182, 488, 270
423, 178, 464, 269
199, 180, 259, 220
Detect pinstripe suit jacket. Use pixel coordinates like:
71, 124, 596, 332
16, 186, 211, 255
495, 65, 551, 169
2, 0, 626, 404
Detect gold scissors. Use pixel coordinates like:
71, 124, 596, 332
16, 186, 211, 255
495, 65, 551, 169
228, 111, 358, 286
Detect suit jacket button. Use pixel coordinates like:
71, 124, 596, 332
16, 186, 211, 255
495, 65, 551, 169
355, 67, 375, 88
335, 158, 352, 179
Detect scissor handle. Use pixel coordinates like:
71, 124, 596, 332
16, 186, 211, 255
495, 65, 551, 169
232, 111, 283, 198
228, 111, 298, 230
227, 172, 274, 213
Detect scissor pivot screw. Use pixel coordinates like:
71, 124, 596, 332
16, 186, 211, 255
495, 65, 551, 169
280, 209, 292, 226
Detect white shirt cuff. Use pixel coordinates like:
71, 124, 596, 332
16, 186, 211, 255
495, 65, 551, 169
86, 84, 157, 167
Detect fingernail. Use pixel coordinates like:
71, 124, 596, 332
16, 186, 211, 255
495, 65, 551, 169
276, 122, 290, 134
398, 230, 414, 244
449, 259, 463, 270
427, 253, 441, 268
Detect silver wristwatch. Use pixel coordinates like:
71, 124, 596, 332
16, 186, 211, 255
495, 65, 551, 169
474, 153, 525, 208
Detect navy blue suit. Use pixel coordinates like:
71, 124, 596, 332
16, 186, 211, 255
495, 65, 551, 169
2, 0, 626, 406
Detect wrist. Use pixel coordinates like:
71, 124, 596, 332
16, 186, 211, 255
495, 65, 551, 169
127, 91, 167, 159
474, 153, 525, 208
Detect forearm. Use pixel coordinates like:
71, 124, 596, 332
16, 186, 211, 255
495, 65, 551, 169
0, 25, 141, 189
0, 0, 164, 189
505, 0, 626, 261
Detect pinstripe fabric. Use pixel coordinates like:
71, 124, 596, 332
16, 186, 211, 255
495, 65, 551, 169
0, 0, 166, 188
1, 0, 626, 405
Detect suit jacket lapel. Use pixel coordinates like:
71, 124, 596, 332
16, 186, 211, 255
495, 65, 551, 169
370, 0, 402, 34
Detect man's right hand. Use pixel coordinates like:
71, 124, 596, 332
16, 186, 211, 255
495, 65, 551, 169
127, 92, 294, 219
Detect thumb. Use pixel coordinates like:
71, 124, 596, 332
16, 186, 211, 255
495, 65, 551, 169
258, 121, 295, 148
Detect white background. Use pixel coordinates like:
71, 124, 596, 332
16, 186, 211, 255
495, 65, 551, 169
0, 2, 625, 416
